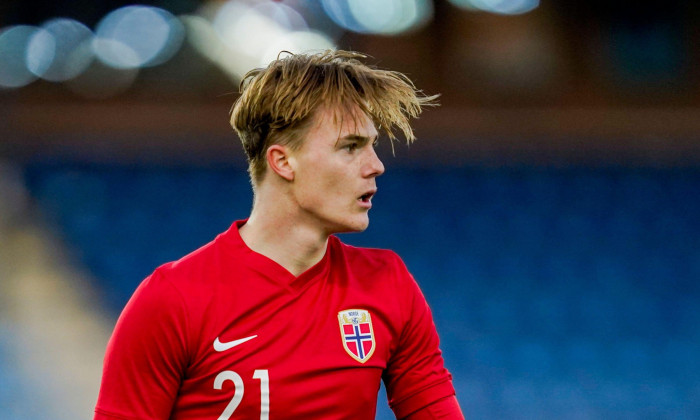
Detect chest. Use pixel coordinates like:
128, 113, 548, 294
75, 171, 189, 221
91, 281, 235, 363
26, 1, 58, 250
173, 275, 401, 419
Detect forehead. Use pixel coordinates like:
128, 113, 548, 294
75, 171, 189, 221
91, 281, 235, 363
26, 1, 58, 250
310, 104, 378, 139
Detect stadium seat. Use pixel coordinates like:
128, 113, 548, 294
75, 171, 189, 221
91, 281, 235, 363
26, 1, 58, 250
21, 163, 700, 419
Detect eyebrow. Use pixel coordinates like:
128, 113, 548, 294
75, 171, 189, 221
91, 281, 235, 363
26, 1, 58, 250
337, 134, 378, 146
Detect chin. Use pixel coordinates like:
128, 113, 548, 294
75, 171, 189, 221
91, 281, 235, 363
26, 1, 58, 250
349, 214, 371, 232
329, 216, 370, 234
350, 222, 369, 232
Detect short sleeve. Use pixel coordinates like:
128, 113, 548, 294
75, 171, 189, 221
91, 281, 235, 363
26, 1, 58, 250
383, 267, 456, 419
94, 269, 190, 420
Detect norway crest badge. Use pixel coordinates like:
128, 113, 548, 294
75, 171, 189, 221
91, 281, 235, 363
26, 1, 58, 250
338, 309, 375, 363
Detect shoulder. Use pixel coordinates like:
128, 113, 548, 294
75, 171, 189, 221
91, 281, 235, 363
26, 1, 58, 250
155, 229, 233, 287
138, 230, 235, 316
129, 236, 230, 340
331, 238, 415, 295
335, 238, 409, 274
157, 240, 215, 278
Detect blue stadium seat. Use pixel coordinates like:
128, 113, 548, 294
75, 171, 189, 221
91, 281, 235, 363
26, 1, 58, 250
21, 163, 700, 419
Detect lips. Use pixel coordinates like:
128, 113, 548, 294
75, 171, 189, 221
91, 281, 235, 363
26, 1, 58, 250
358, 189, 376, 207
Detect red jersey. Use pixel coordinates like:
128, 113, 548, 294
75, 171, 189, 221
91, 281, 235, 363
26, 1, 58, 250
95, 220, 455, 419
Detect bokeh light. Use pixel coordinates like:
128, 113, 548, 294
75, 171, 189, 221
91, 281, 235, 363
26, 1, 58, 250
187, 0, 335, 81
448, 0, 539, 15
0, 25, 39, 88
213, 1, 296, 60
181, 14, 247, 79
66, 59, 139, 99
253, 1, 308, 31
321, 0, 433, 35
0, 0, 441, 93
93, 5, 184, 69
259, 30, 335, 66
26, 18, 94, 82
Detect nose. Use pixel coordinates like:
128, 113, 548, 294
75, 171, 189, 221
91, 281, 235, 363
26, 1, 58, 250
363, 145, 385, 178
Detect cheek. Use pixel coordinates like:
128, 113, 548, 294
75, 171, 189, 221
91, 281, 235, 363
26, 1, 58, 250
296, 163, 343, 203
300, 162, 344, 192
293, 153, 356, 209
314, 175, 346, 207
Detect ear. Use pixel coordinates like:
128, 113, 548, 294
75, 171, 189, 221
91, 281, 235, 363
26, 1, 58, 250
266, 144, 295, 181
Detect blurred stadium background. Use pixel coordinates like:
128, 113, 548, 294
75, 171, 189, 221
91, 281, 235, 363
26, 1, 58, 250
1, 0, 700, 419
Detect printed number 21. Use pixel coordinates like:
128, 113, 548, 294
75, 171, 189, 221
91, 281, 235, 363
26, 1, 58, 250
214, 369, 269, 420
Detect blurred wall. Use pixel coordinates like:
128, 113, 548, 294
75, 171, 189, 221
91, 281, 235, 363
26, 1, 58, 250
1, 0, 700, 167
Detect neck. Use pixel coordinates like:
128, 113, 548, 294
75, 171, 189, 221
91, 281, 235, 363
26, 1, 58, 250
239, 185, 329, 277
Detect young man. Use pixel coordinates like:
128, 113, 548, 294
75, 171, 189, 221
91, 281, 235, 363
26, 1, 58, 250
95, 50, 463, 419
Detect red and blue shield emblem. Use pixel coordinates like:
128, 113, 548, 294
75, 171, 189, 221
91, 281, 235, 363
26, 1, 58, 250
338, 309, 375, 363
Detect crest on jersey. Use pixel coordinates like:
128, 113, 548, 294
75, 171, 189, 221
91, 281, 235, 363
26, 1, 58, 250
338, 309, 375, 363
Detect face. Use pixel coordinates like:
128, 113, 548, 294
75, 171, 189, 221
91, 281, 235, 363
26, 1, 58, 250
288, 104, 385, 235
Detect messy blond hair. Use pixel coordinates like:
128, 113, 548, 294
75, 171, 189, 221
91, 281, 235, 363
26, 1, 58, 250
230, 50, 439, 184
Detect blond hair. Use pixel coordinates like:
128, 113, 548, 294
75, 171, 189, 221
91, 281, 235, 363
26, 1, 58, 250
230, 50, 438, 184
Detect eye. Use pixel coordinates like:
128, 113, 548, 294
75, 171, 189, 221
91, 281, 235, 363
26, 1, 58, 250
344, 142, 359, 152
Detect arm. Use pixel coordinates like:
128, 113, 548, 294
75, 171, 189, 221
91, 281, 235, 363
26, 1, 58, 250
401, 395, 464, 420
94, 270, 189, 420
383, 260, 463, 419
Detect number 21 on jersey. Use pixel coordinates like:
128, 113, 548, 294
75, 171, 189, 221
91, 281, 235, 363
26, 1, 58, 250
214, 370, 269, 420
